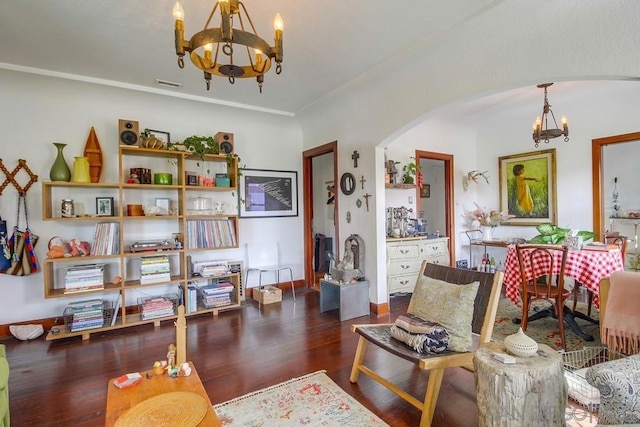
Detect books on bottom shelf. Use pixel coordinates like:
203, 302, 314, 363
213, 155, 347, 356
64, 299, 106, 332
187, 286, 198, 313
139, 296, 177, 320
192, 279, 234, 308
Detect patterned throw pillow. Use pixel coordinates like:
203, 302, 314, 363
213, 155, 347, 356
409, 275, 480, 352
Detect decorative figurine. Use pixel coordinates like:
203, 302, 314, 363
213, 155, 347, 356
167, 343, 176, 368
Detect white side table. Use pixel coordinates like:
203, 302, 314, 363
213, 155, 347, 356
319, 279, 369, 321
474, 341, 568, 426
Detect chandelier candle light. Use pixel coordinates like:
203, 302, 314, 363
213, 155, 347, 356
532, 83, 569, 148
173, 0, 283, 93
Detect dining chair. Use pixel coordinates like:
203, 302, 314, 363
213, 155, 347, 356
245, 242, 295, 306
572, 233, 627, 317
515, 244, 570, 350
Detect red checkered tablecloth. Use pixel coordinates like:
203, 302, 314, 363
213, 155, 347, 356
503, 245, 624, 308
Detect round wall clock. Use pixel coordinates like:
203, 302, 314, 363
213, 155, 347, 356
340, 172, 356, 195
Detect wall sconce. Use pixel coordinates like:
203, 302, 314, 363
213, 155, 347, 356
463, 170, 489, 191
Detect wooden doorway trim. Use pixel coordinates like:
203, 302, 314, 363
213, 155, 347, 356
592, 131, 640, 238
303, 141, 338, 289
415, 150, 455, 265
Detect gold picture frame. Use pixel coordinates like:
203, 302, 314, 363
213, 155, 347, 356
498, 148, 557, 226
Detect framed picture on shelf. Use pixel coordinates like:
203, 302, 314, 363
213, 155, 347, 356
147, 129, 170, 147
498, 148, 557, 226
155, 198, 170, 215
420, 184, 431, 198
239, 169, 298, 218
96, 197, 114, 216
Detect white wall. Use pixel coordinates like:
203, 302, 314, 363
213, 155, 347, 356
297, 1, 640, 305
0, 69, 302, 324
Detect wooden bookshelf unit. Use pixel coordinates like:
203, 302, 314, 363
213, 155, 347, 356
42, 146, 241, 340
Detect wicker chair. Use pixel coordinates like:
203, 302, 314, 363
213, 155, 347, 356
350, 262, 503, 427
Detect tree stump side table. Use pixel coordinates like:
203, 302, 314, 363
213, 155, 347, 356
474, 341, 568, 427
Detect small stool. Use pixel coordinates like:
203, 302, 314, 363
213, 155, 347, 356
474, 342, 567, 426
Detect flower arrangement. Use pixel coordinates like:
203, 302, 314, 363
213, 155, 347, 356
467, 202, 514, 228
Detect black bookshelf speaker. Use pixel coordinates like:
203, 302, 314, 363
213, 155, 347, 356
214, 132, 234, 154
119, 119, 139, 146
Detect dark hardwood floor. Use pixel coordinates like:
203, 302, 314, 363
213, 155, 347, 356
3, 289, 481, 426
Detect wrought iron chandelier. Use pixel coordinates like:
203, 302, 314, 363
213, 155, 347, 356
172, 0, 283, 93
532, 83, 569, 148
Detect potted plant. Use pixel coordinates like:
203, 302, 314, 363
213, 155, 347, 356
528, 223, 596, 244
402, 157, 421, 185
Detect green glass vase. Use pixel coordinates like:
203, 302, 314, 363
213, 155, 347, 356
49, 142, 71, 182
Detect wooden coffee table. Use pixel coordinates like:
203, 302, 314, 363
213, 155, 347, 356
105, 362, 220, 426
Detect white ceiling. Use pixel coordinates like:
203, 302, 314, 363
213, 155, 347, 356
1, 0, 508, 116
2, 1, 636, 120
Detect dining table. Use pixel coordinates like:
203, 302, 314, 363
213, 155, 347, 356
502, 244, 624, 340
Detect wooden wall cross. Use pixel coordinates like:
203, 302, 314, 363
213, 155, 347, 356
360, 175, 366, 190
363, 193, 372, 212
351, 150, 360, 168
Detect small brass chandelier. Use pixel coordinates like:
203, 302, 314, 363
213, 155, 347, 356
172, 0, 283, 93
532, 83, 569, 148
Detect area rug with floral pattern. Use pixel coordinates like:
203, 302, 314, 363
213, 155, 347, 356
213, 370, 388, 426
492, 298, 601, 352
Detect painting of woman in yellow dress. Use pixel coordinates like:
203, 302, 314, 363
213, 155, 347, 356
499, 149, 556, 225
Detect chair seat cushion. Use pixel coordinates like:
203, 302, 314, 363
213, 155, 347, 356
409, 275, 480, 352
390, 313, 449, 354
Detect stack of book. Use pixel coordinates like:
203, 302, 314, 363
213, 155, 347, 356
64, 264, 105, 294
91, 222, 120, 256
582, 242, 620, 252
64, 299, 105, 332
194, 280, 235, 308
139, 296, 176, 320
186, 219, 237, 248
140, 255, 171, 284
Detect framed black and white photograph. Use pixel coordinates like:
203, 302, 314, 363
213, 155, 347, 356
239, 169, 298, 218
147, 129, 170, 148
96, 197, 114, 216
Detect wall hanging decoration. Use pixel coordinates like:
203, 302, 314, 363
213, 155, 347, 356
499, 149, 557, 226
6, 193, 39, 276
83, 127, 103, 183
340, 172, 355, 195
0, 158, 38, 195
49, 143, 71, 182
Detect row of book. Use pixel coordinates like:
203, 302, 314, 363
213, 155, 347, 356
64, 263, 105, 294
64, 299, 105, 332
139, 295, 176, 320
140, 254, 171, 284
91, 222, 120, 256
186, 219, 237, 249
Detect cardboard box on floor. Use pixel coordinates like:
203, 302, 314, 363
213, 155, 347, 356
253, 286, 282, 304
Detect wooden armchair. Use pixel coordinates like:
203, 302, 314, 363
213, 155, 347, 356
349, 262, 503, 427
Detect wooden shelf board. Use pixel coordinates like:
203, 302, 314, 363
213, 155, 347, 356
385, 183, 416, 189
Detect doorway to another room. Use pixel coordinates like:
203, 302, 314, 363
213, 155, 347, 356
303, 142, 339, 290
415, 150, 455, 262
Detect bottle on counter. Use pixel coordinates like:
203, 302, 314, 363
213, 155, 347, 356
490, 257, 496, 273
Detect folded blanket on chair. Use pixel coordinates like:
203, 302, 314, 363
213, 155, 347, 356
390, 313, 449, 354
602, 271, 640, 355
